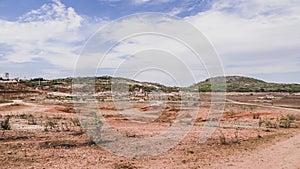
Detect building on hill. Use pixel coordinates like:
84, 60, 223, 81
0, 72, 9, 81
3, 73, 9, 80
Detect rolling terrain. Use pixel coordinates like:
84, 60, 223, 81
0, 75, 300, 168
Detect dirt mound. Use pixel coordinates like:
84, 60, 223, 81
99, 105, 117, 111
154, 111, 178, 123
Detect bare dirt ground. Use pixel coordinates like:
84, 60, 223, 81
211, 132, 300, 169
0, 92, 299, 169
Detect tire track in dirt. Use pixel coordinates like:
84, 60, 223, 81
210, 132, 300, 169
226, 99, 300, 112
215, 99, 300, 168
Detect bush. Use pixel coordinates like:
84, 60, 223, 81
259, 118, 277, 128
259, 115, 296, 129
253, 113, 260, 119
279, 117, 291, 128
70, 118, 81, 126
0, 116, 11, 130
114, 162, 137, 169
27, 114, 36, 125
287, 114, 296, 121
43, 121, 56, 131
219, 130, 227, 145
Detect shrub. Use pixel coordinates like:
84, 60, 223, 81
226, 110, 235, 118
43, 121, 56, 131
279, 117, 291, 128
253, 113, 260, 119
187, 150, 194, 154
70, 118, 81, 126
219, 130, 227, 145
114, 162, 137, 169
287, 114, 296, 121
259, 118, 278, 128
27, 114, 36, 125
233, 128, 240, 144
0, 116, 11, 130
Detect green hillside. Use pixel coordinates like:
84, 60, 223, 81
190, 76, 300, 92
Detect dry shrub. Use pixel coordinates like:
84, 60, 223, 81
114, 162, 137, 169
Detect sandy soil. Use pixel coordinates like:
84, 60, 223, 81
210, 132, 300, 169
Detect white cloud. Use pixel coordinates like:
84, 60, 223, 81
132, 0, 151, 5
97, 0, 123, 2
131, 0, 174, 5
77, 14, 222, 86
0, 0, 105, 70
169, 7, 184, 16
185, 0, 300, 77
1, 0, 299, 83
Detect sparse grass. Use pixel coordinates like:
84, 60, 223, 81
18, 113, 28, 119
43, 121, 56, 131
70, 118, 81, 126
259, 118, 278, 128
53, 115, 63, 120
233, 128, 240, 144
279, 117, 292, 128
225, 110, 236, 118
259, 114, 296, 129
60, 122, 70, 131
248, 105, 257, 111
219, 130, 227, 145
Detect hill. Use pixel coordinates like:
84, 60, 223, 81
189, 76, 300, 92
0, 76, 178, 93
1, 75, 300, 93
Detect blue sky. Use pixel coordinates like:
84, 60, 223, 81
0, 0, 299, 85
0, 0, 211, 20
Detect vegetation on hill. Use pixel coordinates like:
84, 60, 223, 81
7, 76, 177, 93
189, 76, 300, 92
1, 75, 300, 93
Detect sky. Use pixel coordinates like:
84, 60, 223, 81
0, 0, 299, 86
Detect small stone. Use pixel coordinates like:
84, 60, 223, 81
7, 151, 12, 155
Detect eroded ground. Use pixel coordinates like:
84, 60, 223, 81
0, 92, 300, 169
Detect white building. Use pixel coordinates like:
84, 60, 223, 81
3, 72, 9, 80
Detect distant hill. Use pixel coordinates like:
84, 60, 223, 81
1, 75, 300, 93
1, 76, 178, 93
189, 76, 300, 92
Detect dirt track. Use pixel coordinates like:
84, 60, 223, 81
215, 98, 300, 169
211, 132, 300, 169
226, 99, 300, 113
